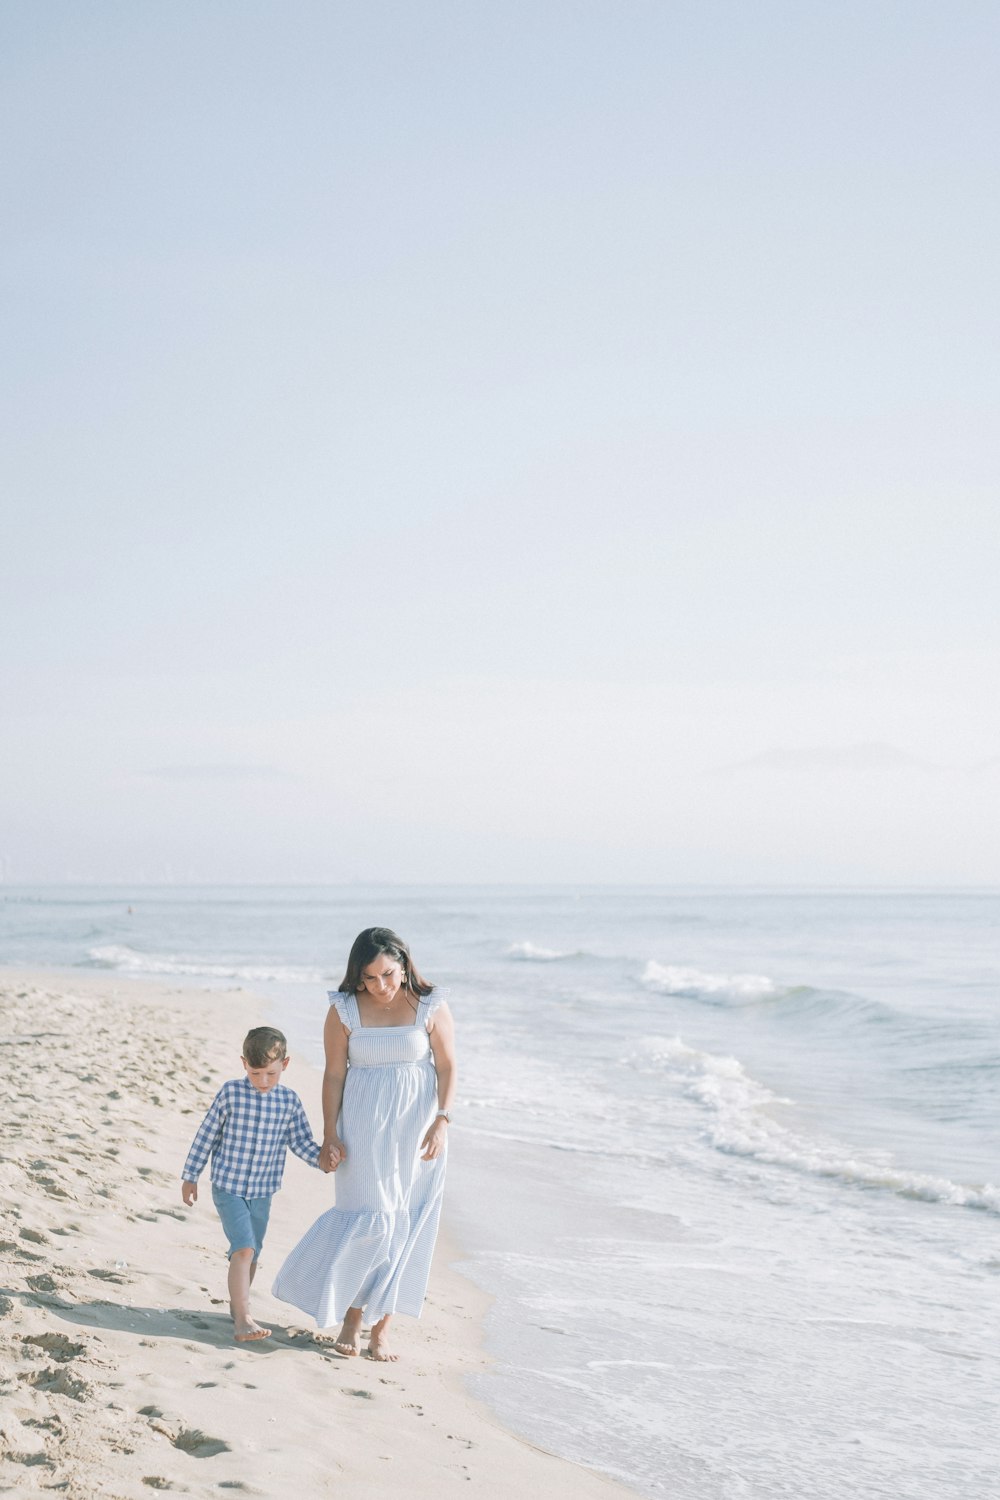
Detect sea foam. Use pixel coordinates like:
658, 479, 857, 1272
633, 1035, 1000, 1215
85, 943, 328, 985
506, 941, 579, 962
641, 959, 778, 1002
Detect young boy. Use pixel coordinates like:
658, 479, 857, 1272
181, 1025, 328, 1342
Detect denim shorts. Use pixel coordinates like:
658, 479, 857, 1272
211, 1185, 272, 1260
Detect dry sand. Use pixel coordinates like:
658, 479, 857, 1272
0, 968, 637, 1500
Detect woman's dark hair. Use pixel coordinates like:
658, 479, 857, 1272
339, 927, 434, 998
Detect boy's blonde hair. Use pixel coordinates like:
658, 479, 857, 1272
242, 1026, 287, 1068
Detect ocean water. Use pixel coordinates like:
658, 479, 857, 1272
2, 885, 998, 1499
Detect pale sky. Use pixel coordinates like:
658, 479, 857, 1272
3, 1, 998, 884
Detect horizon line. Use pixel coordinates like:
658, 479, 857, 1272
2, 880, 999, 894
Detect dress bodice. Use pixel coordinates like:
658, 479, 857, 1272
329, 991, 439, 1068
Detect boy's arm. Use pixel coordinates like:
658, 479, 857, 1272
287, 1096, 325, 1171
181, 1090, 227, 1201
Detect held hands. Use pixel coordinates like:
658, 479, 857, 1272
323, 1138, 346, 1172
420, 1117, 449, 1161
181, 1181, 197, 1206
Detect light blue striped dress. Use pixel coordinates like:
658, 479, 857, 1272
271, 990, 446, 1328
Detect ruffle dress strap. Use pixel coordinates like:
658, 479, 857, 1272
418, 991, 445, 1029
328, 990, 356, 1030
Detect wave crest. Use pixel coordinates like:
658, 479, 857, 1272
641, 960, 778, 1003
507, 942, 578, 962
631, 1035, 1000, 1215
84, 943, 328, 985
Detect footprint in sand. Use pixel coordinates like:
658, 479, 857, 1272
166, 1426, 231, 1457
173, 1430, 231, 1457
2, 1448, 54, 1472
26, 1272, 61, 1293
28, 1176, 70, 1200
22, 1415, 64, 1436
140, 1406, 231, 1458
21, 1365, 89, 1401
137, 1166, 173, 1185
0, 1239, 45, 1263
176, 1312, 211, 1330
20, 1332, 87, 1361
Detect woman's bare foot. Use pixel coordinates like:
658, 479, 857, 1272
333, 1309, 363, 1356
233, 1317, 271, 1342
367, 1315, 398, 1362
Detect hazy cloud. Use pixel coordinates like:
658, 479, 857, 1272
713, 743, 938, 774
144, 764, 297, 783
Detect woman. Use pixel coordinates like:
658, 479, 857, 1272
272, 927, 456, 1361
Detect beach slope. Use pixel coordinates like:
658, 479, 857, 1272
0, 969, 636, 1500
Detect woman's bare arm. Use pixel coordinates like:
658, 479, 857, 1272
422, 1001, 456, 1160
322, 1005, 350, 1167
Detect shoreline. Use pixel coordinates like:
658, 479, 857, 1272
0, 965, 638, 1500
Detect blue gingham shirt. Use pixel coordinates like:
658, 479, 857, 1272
181, 1077, 321, 1197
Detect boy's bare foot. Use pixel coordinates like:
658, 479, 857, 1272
333, 1311, 363, 1356
367, 1319, 398, 1362
234, 1318, 271, 1342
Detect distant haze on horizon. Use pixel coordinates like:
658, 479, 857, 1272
3, 2, 998, 886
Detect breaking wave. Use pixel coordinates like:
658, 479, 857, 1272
641, 960, 779, 1002
83, 943, 328, 985
507, 941, 580, 962
630, 1035, 1000, 1215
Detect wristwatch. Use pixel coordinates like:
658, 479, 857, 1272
435, 1110, 451, 1123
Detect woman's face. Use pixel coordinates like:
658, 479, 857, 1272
360, 953, 403, 1001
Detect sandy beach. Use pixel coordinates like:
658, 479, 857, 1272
0, 968, 636, 1500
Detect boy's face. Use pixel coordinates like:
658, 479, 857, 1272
241, 1054, 290, 1092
